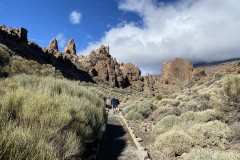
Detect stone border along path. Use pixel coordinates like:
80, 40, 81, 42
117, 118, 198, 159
97, 110, 144, 160
119, 113, 151, 160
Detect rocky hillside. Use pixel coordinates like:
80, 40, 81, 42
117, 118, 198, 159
0, 24, 230, 95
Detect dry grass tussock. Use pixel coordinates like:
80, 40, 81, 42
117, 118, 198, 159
0, 74, 106, 160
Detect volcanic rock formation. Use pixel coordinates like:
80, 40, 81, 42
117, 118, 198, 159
47, 38, 59, 53
161, 58, 194, 85
63, 39, 76, 55
0, 24, 207, 94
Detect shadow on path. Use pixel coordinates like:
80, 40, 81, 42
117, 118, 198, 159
97, 120, 127, 160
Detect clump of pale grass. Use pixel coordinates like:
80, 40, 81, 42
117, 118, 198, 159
0, 74, 106, 159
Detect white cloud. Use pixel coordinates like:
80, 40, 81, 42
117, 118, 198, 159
69, 11, 82, 24
80, 0, 240, 75
56, 33, 67, 49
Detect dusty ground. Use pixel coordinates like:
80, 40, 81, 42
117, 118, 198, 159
97, 111, 141, 160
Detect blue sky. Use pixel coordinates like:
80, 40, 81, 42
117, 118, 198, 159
0, 0, 143, 51
1, 0, 240, 75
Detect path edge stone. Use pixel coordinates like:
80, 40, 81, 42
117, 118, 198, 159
119, 113, 151, 160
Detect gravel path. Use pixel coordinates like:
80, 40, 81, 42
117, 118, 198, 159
97, 111, 140, 160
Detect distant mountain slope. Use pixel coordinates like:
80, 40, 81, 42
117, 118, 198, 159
194, 58, 240, 74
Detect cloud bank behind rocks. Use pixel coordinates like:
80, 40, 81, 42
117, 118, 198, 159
80, 0, 240, 75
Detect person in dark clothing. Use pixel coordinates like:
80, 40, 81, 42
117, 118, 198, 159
115, 98, 120, 112
111, 97, 117, 113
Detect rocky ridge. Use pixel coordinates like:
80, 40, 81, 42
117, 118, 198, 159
0, 25, 207, 94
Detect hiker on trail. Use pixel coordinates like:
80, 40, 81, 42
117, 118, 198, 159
111, 97, 117, 113
111, 97, 120, 114
115, 98, 120, 112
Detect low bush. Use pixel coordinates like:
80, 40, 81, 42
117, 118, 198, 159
223, 75, 240, 104
230, 122, 240, 141
156, 107, 174, 114
154, 109, 220, 135
186, 101, 198, 111
137, 100, 152, 118
123, 103, 138, 114
184, 149, 240, 160
9, 59, 62, 77
211, 96, 230, 112
150, 94, 168, 105
188, 120, 230, 147
0, 43, 12, 77
155, 130, 193, 156
0, 43, 12, 65
0, 74, 106, 159
156, 99, 180, 108
124, 100, 152, 120
153, 115, 180, 134
194, 109, 221, 123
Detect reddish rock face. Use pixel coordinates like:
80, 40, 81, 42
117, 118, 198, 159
162, 58, 194, 85
83, 45, 125, 88
122, 63, 143, 90
143, 75, 161, 94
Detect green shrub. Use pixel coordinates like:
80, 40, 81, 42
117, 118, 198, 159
184, 149, 240, 160
124, 100, 152, 119
137, 100, 152, 118
155, 130, 193, 156
230, 122, 240, 141
0, 74, 106, 159
186, 101, 198, 111
9, 59, 62, 78
123, 103, 138, 114
211, 96, 230, 112
156, 99, 180, 108
125, 110, 143, 120
188, 120, 230, 147
0, 43, 12, 65
151, 94, 168, 105
154, 109, 220, 135
223, 75, 240, 103
195, 109, 221, 123
156, 107, 173, 114
0, 43, 12, 77
153, 115, 180, 134
180, 111, 197, 122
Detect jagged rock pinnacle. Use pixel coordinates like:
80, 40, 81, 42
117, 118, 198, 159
47, 38, 58, 52
63, 39, 76, 55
